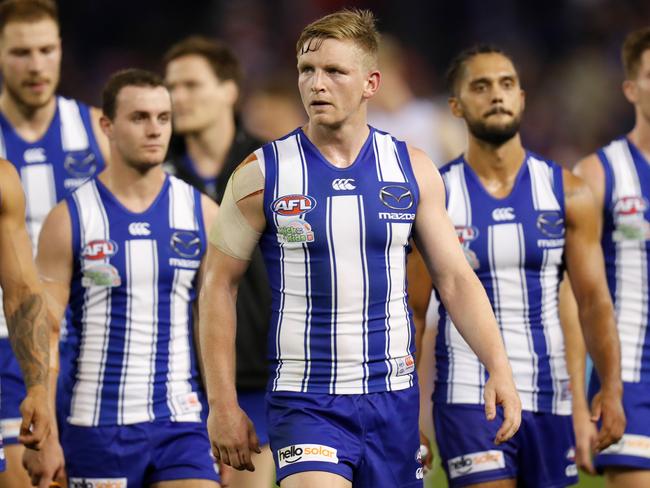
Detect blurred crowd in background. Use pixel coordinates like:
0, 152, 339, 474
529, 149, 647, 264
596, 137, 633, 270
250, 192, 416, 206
56, 0, 650, 166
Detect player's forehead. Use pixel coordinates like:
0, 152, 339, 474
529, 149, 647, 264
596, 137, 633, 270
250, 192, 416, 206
462, 53, 518, 84
115, 85, 171, 115
166, 54, 218, 83
0, 18, 59, 47
297, 37, 364, 68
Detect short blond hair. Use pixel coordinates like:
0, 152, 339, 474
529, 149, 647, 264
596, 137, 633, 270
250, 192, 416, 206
296, 8, 379, 68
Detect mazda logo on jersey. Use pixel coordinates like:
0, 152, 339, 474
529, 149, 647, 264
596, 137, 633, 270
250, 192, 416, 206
271, 194, 317, 216
64, 150, 98, 178
536, 211, 565, 238
170, 231, 201, 258
379, 185, 413, 210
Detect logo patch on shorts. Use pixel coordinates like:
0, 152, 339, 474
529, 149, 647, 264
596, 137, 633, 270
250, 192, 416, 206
69, 478, 127, 488
448, 450, 505, 479
277, 444, 338, 468
600, 434, 650, 458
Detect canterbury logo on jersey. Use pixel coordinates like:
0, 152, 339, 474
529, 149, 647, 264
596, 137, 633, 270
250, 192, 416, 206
332, 178, 356, 191
128, 222, 151, 236
491, 207, 515, 221
23, 147, 46, 163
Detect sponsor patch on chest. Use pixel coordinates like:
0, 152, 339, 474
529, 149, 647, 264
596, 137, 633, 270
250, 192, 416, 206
81, 263, 121, 288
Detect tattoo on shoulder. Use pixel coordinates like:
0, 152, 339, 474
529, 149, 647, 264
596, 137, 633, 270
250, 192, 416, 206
7, 293, 49, 389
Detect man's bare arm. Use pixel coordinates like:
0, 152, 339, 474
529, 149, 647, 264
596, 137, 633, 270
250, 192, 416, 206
0, 160, 50, 448
409, 147, 521, 443
199, 156, 265, 471
563, 169, 625, 451
407, 244, 432, 367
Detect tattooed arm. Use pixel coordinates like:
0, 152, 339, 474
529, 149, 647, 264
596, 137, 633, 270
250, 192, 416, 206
0, 159, 51, 449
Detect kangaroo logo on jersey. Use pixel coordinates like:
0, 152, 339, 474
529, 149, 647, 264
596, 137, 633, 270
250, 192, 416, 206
128, 222, 151, 236
82, 239, 118, 260
64, 150, 98, 178
379, 185, 413, 210
491, 207, 515, 221
81, 263, 121, 288
272, 194, 317, 216
332, 178, 356, 191
23, 147, 46, 163
170, 231, 201, 258
536, 211, 565, 238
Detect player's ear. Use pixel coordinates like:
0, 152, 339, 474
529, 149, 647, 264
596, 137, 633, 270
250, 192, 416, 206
448, 96, 463, 118
622, 79, 637, 104
222, 79, 239, 106
99, 115, 113, 139
363, 70, 381, 99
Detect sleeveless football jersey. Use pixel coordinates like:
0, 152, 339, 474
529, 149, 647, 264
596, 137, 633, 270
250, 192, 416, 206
597, 138, 650, 384
259, 127, 419, 394
64, 175, 206, 426
0, 96, 105, 338
435, 154, 570, 414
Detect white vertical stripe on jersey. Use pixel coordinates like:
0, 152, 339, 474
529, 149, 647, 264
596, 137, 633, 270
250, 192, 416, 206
58, 98, 89, 151
255, 148, 266, 177
539, 247, 569, 413
20, 164, 56, 247
297, 139, 313, 390
489, 223, 538, 411
528, 157, 561, 211
273, 135, 309, 391
374, 132, 407, 183
359, 195, 370, 388
605, 140, 648, 382
386, 222, 413, 390
529, 155, 569, 413
119, 239, 158, 424
0, 128, 6, 158
167, 268, 200, 421
444, 162, 484, 401
329, 195, 367, 393
169, 177, 199, 231
69, 182, 112, 426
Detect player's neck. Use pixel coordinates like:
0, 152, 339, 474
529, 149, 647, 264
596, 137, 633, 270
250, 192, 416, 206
99, 159, 166, 213
465, 134, 526, 197
628, 117, 650, 161
0, 91, 57, 142
303, 115, 370, 169
184, 113, 235, 179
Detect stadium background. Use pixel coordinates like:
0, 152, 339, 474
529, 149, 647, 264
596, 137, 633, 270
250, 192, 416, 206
51, 0, 649, 486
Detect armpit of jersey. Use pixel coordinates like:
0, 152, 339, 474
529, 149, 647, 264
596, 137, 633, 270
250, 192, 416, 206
209, 155, 264, 260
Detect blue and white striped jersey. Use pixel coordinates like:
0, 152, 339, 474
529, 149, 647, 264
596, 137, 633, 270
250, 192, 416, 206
258, 127, 419, 394
63, 175, 206, 426
0, 97, 105, 338
435, 154, 571, 414
597, 138, 650, 384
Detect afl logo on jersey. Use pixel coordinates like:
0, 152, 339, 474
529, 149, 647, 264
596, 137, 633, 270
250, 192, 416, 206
272, 194, 317, 216
82, 239, 118, 260
64, 150, 98, 178
455, 225, 479, 244
614, 196, 648, 217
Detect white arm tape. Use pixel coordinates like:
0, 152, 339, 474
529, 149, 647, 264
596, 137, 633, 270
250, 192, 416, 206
209, 157, 264, 260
